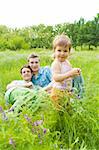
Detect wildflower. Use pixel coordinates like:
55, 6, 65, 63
2, 112, 8, 120
9, 138, 16, 148
33, 121, 38, 126
24, 114, 31, 122
33, 120, 43, 126
0, 106, 3, 112
37, 120, 43, 125
43, 128, 47, 134
0, 106, 8, 120
9, 138, 14, 145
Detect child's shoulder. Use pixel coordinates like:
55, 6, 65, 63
51, 59, 61, 67
66, 60, 72, 67
51, 60, 61, 73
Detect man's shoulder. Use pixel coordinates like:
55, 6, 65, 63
41, 66, 51, 72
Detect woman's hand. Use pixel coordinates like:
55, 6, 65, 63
25, 82, 34, 88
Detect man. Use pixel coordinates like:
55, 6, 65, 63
28, 53, 51, 87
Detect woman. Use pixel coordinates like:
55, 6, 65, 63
5, 64, 49, 113
5, 64, 34, 105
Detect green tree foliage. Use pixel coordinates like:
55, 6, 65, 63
0, 14, 99, 50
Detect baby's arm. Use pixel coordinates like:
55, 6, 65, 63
43, 82, 53, 92
52, 61, 81, 82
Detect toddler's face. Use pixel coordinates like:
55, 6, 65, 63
54, 45, 70, 62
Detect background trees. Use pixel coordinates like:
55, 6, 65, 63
0, 14, 99, 51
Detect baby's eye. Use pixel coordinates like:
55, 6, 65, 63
57, 50, 61, 52
30, 62, 34, 64
35, 61, 39, 64
64, 50, 68, 52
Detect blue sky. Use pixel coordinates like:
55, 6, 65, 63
0, 0, 98, 28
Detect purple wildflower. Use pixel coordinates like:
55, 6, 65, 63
43, 128, 47, 134
37, 120, 43, 125
33, 121, 38, 126
24, 114, 31, 122
33, 120, 43, 126
0, 106, 3, 112
0, 106, 8, 120
9, 138, 14, 145
9, 138, 16, 148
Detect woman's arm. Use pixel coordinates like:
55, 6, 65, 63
6, 81, 17, 90
6, 81, 34, 90
23, 82, 34, 89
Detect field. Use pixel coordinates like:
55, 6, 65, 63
0, 49, 99, 150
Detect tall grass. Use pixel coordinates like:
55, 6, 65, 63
0, 49, 99, 149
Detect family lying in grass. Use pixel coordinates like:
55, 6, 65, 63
5, 34, 84, 112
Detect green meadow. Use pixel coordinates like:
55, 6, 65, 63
0, 49, 99, 150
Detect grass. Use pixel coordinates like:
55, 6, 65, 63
0, 49, 99, 149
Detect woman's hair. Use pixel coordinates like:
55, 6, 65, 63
20, 64, 33, 74
53, 34, 72, 51
27, 53, 40, 62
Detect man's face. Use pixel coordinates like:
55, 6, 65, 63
28, 57, 40, 74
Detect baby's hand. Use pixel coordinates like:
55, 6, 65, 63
70, 68, 81, 77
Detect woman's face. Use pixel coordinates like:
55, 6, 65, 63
21, 67, 32, 81
28, 57, 40, 74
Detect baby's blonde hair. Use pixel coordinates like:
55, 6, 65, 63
53, 34, 72, 51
